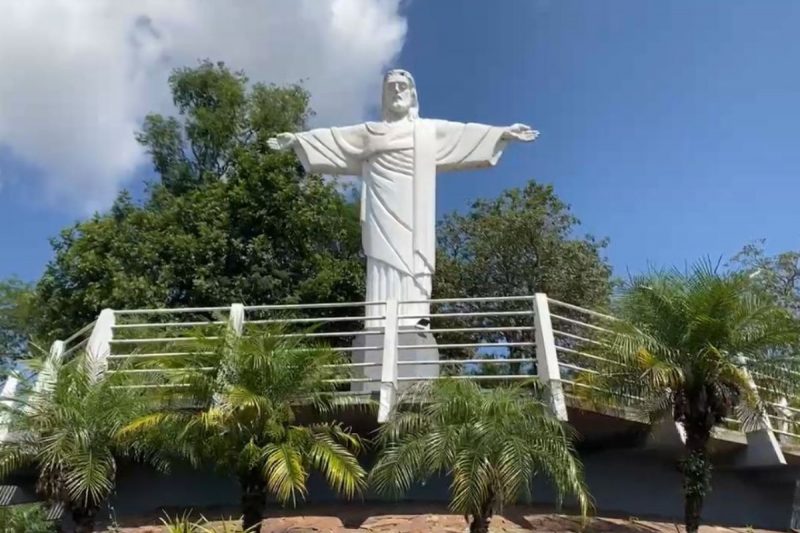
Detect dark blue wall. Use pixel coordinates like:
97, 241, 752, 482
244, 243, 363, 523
106, 448, 795, 530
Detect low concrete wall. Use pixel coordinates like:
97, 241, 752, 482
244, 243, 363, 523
107, 448, 795, 530
577, 448, 793, 530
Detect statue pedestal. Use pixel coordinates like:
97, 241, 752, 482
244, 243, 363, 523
351, 328, 440, 393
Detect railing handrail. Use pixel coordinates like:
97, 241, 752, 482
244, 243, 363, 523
110, 294, 539, 315
114, 306, 231, 315
63, 320, 97, 345
9, 294, 799, 453
547, 297, 619, 322
400, 295, 535, 305
245, 301, 386, 311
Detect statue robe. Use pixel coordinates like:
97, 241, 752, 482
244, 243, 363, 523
293, 118, 507, 327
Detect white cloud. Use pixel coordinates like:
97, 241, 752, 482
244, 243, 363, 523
0, 0, 406, 212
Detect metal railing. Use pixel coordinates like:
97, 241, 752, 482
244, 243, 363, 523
547, 297, 623, 404
4, 293, 799, 449
754, 379, 800, 444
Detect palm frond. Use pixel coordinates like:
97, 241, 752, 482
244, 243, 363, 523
587, 262, 800, 433
62, 449, 115, 507
303, 424, 366, 499
125, 326, 366, 510
0, 442, 36, 478
262, 442, 308, 505
371, 379, 589, 521
0, 351, 164, 513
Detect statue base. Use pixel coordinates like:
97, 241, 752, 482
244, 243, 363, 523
351, 328, 440, 393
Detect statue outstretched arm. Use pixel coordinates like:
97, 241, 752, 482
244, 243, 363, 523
268, 125, 368, 176
267, 132, 296, 151
501, 123, 539, 142
434, 120, 538, 172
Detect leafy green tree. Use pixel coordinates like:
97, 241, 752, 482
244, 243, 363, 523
435, 181, 611, 305
370, 379, 590, 533
584, 262, 800, 533
432, 181, 612, 373
33, 61, 364, 342
121, 329, 367, 532
729, 242, 800, 419
730, 240, 800, 316
0, 354, 164, 533
0, 278, 35, 370
0, 503, 55, 533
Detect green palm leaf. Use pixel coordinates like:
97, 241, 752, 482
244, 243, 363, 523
122, 325, 368, 532
582, 261, 800, 532
371, 379, 590, 531
0, 352, 166, 530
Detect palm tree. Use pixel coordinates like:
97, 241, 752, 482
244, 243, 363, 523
370, 379, 590, 533
120, 328, 368, 532
0, 353, 163, 532
583, 262, 800, 533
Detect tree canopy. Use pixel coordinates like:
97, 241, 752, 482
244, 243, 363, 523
0, 278, 35, 370
730, 240, 800, 316
431, 181, 613, 374
435, 181, 612, 307
32, 61, 364, 341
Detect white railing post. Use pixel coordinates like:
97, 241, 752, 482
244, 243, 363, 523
86, 309, 115, 380
533, 293, 568, 421
378, 299, 399, 423
49, 340, 65, 361
777, 396, 790, 439
737, 357, 785, 467
228, 303, 245, 339
214, 304, 245, 403
0, 373, 21, 442
16, 339, 67, 431
0, 339, 66, 443
32, 340, 65, 397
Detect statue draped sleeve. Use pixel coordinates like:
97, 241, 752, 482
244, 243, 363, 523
292, 124, 369, 175
433, 120, 507, 172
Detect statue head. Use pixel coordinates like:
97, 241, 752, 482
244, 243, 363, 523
382, 69, 419, 121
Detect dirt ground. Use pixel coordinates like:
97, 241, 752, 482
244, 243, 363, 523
108, 503, 780, 532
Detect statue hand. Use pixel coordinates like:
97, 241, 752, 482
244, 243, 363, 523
267, 132, 296, 151
502, 123, 539, 142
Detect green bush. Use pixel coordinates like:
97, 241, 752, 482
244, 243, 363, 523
160, 512, 257, 532
160, 511, 205, 533
0, 504, 55, 533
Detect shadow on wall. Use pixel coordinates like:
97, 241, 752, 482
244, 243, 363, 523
103, 448, 795, 530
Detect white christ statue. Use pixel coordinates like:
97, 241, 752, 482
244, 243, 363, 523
268, 70, 538, 328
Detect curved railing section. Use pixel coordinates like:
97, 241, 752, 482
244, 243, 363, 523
3, 294, 798, 451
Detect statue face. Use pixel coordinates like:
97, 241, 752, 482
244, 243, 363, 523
384, 74, 413, 117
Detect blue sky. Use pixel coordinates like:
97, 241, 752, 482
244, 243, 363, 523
2, 0, 799, 282
400, 0, 800, 275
